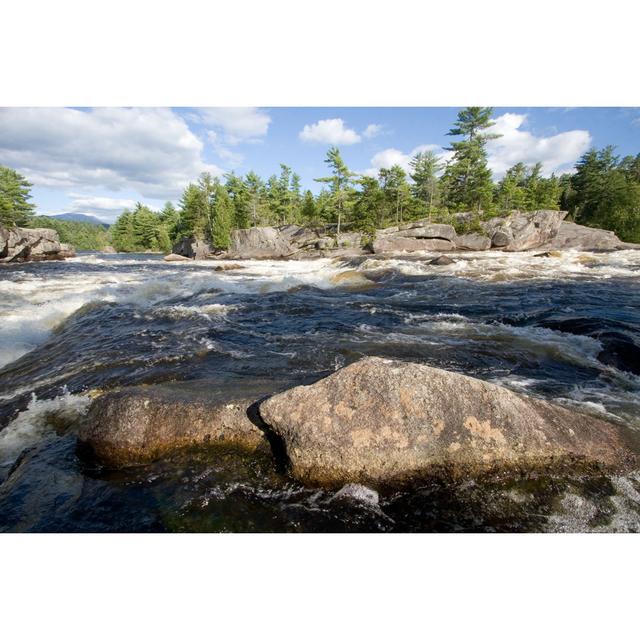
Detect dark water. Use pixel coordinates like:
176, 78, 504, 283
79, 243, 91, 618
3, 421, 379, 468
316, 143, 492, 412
1, 251, 640, 532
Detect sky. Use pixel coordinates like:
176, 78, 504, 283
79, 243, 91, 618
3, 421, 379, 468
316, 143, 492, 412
0, 106, 639, 223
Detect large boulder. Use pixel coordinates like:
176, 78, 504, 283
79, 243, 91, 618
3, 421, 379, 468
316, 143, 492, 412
78, 380, 269, 466
228, 226, 294, 259
0, 224, 72, 263
163, 252, 191, 262
372, 237, 455, 254
483, 210, 567, 251
259, 357, 635, 486
172, 237, 212, 260
455, 233, 491, 251
542, 221, 638, 251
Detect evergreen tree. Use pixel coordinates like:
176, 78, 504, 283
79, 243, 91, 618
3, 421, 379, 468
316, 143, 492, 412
210, 183, 234, 249
496, 162, 528, 211
353, 177, 385, 233
244, 171, 267, 227
314, 147, 355, 236
379, 165, 411, 225
160, 201, 181, 243
300, 190, 318, 225
442, 107, 500, 214
0, 166, 36, 226
409, 151, 442, 219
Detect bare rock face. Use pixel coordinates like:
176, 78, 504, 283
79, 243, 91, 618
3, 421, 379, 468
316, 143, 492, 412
455, 233, 491, 251
0, 225, 74, 263
483, 211, 567, 251
372, 237, 455, 254
172, 237, 213, 260
228, 226, 294, 259
542, 221, 637, 251
79, 380, 269, 466
259, 357, 635, 486
397, 223, 457, 241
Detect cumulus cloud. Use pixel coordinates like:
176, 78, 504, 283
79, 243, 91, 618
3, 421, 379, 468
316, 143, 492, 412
365, 144, 451, 176
363, 123, 383, 139
486, 113, 591, 177
196, 107, 271, 145
0, 107, 222, 199
299, 118, 362, 145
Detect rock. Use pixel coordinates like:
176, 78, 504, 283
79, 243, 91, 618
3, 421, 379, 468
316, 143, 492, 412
483, 210, 567, 251
0, 224, 73, 263
428, 255, 456, 265
398, 223, 457, 242
491, 229, 513, 247
330, 270, 376, 288
163, 253, 192, 262
58, 243, 76, 258
101, 245, 117, 253
258, 357, 635, 486
330, 483, 379, 506
372, 236, 455, 254
228, 226, 294, 259
455, 233, 491, 251
214, 263, 243, 271
78, 380, 269, 466
336, 232, 363, 248
542, 221, 637, 251
172, 236, 213, 260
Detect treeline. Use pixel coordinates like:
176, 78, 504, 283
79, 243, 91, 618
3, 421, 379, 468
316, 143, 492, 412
2, 107, 639, 251
29, 215, 110, 250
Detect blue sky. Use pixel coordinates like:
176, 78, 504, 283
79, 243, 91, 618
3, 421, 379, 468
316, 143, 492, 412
0, 107, 638, 223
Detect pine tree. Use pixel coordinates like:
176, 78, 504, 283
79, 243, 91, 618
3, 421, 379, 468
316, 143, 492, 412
210, 183, 234, 249
496, 162, 528, 212
244, 171, 266, 227
353, 177, 385, 233
301, 190, 317, 225
314, 147, 355, 237
442, 107, 500, 214
0, 166, 36, 226
409, 151, 442, 220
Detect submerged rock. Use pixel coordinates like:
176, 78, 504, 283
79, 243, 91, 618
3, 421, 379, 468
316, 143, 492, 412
78, 380, 268, 466
258, 357, 635, 486
428, 255, 456, 265
330, 483, 380, 506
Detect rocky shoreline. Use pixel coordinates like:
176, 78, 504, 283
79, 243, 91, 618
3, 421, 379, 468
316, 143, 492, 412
77, 357, 638, 489
169, 210, 639, 261
0, 224, 75, 264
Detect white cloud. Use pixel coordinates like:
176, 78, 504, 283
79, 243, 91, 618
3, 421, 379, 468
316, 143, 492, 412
196, 107, 271, 145
362, 123, 382, 139
365, 144, 451, 176
486, 113, 591, 177
299, 118, 362, 145
0, 107, 222, 199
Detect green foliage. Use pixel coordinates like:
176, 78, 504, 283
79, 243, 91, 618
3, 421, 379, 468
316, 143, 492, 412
410, 151, 443, 219
0, 166, 36, 226
442, 107, 500, 215
314, 147, 356, 235
210, 183, 234, 249
110, 202, 174, 252
28, 216, 110, 250
568, 147, 640, 242
495, 162, 560, 213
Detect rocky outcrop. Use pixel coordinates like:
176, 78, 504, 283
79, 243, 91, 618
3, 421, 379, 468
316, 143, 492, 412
259, 357, 635, 486
0, 224, 75, 263
541, 221, 638, 251
483, 210, 567, 251
372, 221, 457, 254
78, 380, 269, 466
172, 236, 213, 260
228, 226, 295, 259
454, 233, 491, 251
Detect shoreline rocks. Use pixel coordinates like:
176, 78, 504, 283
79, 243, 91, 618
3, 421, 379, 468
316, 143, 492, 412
0, 224, 75, 263
259, 357, 635, 486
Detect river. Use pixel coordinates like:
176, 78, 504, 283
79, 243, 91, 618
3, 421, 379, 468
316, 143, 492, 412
1, 249, 639, 531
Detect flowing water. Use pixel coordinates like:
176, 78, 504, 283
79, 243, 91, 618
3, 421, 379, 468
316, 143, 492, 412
1, 250, 640, 532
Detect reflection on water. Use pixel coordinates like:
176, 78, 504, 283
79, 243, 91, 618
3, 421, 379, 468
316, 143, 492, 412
1, 249, 640, 532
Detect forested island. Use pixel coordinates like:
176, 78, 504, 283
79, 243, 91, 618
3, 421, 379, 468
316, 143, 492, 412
1, 108, 639, 253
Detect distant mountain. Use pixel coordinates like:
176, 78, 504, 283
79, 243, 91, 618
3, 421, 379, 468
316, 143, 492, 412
49, 213, 110, 227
